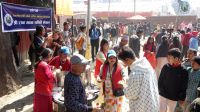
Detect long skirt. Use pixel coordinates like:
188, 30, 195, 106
104, 81, 129, 112
33, 93, 53, 112
155, 57, 168, 79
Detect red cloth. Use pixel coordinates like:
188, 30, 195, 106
94, 58, 103, 78
101, 64, 123, 92
34, 61, 54, 96
192, 31, 198, 37
143, 43, 156, 57
145, 53, 157, 69
182, 33, 192, 46
181, 34, 185, 45
49, 56, 71, 71
34, 93, 52, 112
94, 52, 106, 78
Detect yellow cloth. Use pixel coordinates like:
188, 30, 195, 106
56, 0, 73, 16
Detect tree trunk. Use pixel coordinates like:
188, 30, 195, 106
0, 14, 21, 97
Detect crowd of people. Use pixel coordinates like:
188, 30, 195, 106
29, 20, 200, 112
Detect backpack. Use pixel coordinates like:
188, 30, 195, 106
76, 36, 84, 50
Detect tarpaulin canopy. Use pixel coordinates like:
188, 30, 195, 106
127, 15, 146, 20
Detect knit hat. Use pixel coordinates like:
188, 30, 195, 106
192, 56, 200, 65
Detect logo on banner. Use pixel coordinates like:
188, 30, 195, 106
4, 14, 13, 26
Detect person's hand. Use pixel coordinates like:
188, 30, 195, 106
118, 80, 127, 87
179, 100, 185, 106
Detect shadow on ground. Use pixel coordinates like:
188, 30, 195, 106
0, 93, 33, 112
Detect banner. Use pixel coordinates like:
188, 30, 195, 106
56, 0, 73, 16
1, 2, 52, 32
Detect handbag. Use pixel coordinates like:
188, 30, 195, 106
113, 88, 124, 97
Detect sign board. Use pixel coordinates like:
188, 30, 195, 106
1, 2, 52, 32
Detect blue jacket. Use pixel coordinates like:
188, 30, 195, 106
89, 27, 101, 40
189, 37, 199, 51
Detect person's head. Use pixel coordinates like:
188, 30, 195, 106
100, 38, 109, 52
35, 25, 45, 37
161, 28, 166, 33
186, 28, 191, 33
53, 30, 60, 40
118, 46, 136, 67
161, 35, 168, 45
180, 30, 185, 35
35, 48, 53, 68
59, 46, 70, 61
79, 25, 86, 33
120, 36, 129, 46
63, 22, 69, 31
172, 36, 181, 47
104, 50, 118, 66
136, 29, 143, 37
167, 48, 182, 65
92, 23, 97, 28
191, 56, 200, 70
147, 36, 154, 44
70, 54, 88, 75
187, 48, 197, 60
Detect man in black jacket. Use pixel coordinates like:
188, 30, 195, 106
158, 48, 188, 112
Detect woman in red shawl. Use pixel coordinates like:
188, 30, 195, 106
143, 37, 156, 68
34, 48, 55, 112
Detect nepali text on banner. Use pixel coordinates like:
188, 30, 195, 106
1, 2, 52, 32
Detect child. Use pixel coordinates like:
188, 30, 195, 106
158, 48, 188, 112
182, 48, 197, 69
185, 56, 200, 112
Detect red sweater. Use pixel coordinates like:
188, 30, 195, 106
49, 56, 71, 71
34, 61, 55, 96
182, 33, 192, 46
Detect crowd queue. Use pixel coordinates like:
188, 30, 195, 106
28, 21, 200, 112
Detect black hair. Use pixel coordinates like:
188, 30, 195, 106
136, 29, 143, 35
63, 22, 69, 26
168, 48, 181, 59
161, 35, 168, 46
79, 25, 86, 32
188, 48, 197, 56
186, 28, 191, 33
100, 38, 109, 51
35, 48, 53, 69
180, 30, 185, 34
172, 36, 182, 50
118, 46, 136, 61
35, 25, 44, 36
192, 56, 200, 65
